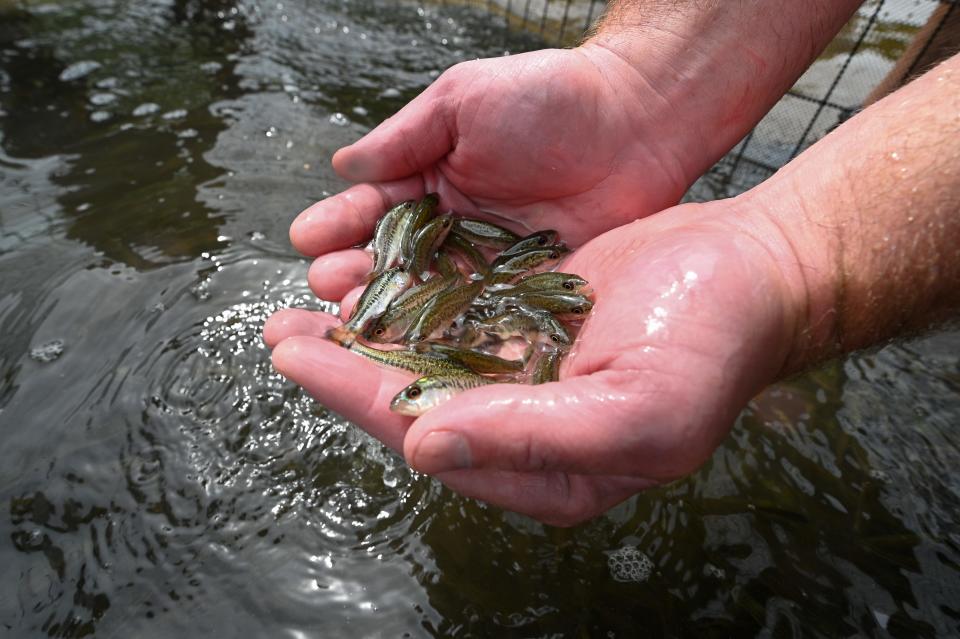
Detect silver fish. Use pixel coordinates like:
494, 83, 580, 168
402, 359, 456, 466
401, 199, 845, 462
330, 267, 411, 345
369, 200, 415, 276
390, 372, 494, 416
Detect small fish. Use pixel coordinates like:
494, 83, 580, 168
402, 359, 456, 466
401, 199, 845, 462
415, 343, 525, 374
465, 307, 572, 349
398, 194, 439, 266
443, 232, 491, 278
498, 230, 559, 257
330, 339, 471, 376
330, 267, 411, 345
452, 218, 521, 248
531, 349, 562, 384
486, 272, 588, 297
434, 249, 459, 278
504, 293, 593, 319
491, 245, 569, 272
390, 372, 494, 416
409, 214, 454, 280
365, 274, 459, 343
485, 269, 526, 286
369, 201, 415, 276
401, 193, 439, 263
405, 280, 484, 343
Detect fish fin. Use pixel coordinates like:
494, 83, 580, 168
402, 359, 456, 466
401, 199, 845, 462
326, 325, 357, 347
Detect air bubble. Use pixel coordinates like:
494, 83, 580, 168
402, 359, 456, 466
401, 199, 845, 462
132, 103, 160, 117
329, 112, 349, 127
30, 339, 65, 363
607, 545, 653, 583
59, 60, 101, 81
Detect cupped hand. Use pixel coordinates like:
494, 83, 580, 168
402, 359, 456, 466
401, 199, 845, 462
265, 200, 803, 525
290, 44, 710, 292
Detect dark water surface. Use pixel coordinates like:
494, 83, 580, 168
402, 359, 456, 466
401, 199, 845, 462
1, 1, 959, 637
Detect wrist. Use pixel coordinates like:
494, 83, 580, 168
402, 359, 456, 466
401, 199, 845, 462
579, 0, 861, 186
728, 186, 843, 379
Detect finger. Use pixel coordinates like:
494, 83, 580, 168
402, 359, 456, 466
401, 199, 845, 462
308, 249, 372, 301
290, 178, 424, 256
263, 308, 337, 348
338, 287, 363, 322
271, 335, 415, 451
402, 370, 702, 480
333, 85, 456, 183
437, 470, 656, 527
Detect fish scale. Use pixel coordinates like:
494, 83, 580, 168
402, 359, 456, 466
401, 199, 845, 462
405, 280, 485, 343
366, 274, 459, 343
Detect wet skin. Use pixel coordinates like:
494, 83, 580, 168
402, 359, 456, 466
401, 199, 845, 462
286, 45, 701, 268
265, 201, 796, 525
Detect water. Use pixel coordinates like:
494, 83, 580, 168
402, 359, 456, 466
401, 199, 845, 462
1, 0, 959, 636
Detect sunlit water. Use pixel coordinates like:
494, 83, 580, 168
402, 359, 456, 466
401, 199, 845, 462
1, 0, 958, 637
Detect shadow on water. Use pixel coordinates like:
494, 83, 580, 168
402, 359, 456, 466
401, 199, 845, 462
408, 362, 940, 637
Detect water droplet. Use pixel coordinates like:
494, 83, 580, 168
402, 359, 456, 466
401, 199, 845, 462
162, 109, 188, 120
132, 102, 160, 117
889, 151, 900, 161
177, 129, 199, 139
352, 106, 368, 117
90, 92, 116, 106
90, 110, 111, 123
200, 61, 222, 74
379, 88, 401, 99
30, 339, 65, 363
59, 60, 101, 81
329, 112, 350, 127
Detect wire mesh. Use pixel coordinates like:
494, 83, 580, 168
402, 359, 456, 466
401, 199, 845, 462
457, 0, 955, 201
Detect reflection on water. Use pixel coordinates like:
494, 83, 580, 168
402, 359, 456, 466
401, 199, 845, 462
1, 0, 958, 637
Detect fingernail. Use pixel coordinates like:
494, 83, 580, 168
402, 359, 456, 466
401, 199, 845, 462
412, 431, 471, 473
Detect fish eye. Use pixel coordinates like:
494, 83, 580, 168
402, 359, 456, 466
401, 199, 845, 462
550, 333, 562, 343
549, 250, 559, 259
562, 281, 575, 290
573, 306, 584, 314
374, 327, 385, 335
537, 236, 547, 245
407, 386, 422, 398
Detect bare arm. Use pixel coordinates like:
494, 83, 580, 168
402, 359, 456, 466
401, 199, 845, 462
742, 52, 960, 375
583, 0, 866, 182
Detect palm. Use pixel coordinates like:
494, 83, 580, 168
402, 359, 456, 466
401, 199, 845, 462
362, 48, 691, 245
290, 46, 699, 266
266, 202, 794, 524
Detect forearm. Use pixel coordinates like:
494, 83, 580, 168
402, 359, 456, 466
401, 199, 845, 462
741, 53, 960, 374
580, 0, 863, 180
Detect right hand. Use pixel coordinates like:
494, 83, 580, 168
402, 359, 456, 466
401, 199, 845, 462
266, 198, 812, 525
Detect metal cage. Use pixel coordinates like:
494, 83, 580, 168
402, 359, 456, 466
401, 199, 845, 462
459, 0, 959, 201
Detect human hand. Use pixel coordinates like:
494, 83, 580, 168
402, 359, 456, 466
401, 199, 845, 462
266, 199, 803, 525
289, 44, 715, 291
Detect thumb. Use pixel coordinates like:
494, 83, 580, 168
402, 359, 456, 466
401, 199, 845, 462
333, 84, 457, 183
402, 370, 697, 480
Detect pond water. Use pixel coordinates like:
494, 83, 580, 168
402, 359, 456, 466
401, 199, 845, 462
1, 0, 959, 637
